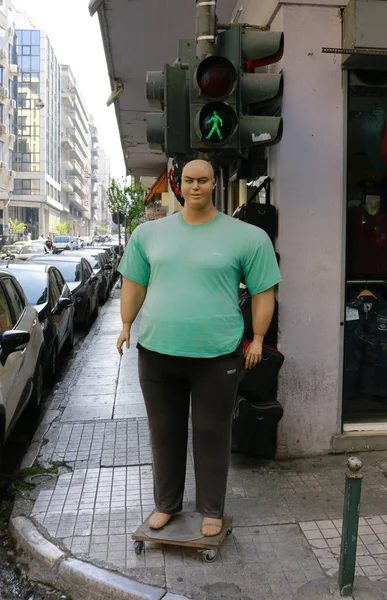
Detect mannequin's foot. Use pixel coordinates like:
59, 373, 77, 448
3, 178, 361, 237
148, 512, 173, 529
201, 517, 223, 537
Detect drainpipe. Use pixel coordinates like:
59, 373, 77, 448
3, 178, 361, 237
196, 0, 217, 59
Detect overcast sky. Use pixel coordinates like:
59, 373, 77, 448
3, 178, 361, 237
13, 0, 126, 179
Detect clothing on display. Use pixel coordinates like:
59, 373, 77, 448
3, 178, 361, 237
346, 194, 387, 278
344, 288, 387, 399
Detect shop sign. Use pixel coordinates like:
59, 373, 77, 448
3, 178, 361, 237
146, 206, 168, 220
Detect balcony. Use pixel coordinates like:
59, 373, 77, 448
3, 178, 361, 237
70, 144, 86, 166
9, 64, 18, 77
91, 183, 99, 196
92, 198, 99, 209
62, 112, 74, 129
61, 174, 74, 193
61, 152, 73, 171
70, 157, 83, 177
91, 156, 99, 168
62, 90, 74, 107
8, 133, 15, 150
69, 174, 84, 194
92, 144, 99, 156
61, 132, 74, 149
70, 191, 83, 208
91, 169, 99, 182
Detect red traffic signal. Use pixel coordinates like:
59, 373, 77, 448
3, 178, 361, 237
196, 56, 237, 100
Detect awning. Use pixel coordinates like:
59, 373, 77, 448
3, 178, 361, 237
144, 170, 168, 204
95, 0, 237, 176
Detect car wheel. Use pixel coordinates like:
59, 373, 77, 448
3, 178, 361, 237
29, 361, 44, 414
47, 341, 58, 382
65, 319, 74, 351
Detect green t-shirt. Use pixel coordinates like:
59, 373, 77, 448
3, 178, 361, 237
118, 212, 281, 358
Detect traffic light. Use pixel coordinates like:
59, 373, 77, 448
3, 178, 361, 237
189, 26, 240, 152
146, 65, 190, 156
239, 29, 284, 155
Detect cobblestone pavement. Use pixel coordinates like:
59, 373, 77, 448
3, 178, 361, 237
17, 294, 387, 599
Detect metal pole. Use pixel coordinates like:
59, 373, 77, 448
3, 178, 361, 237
338, 457, 363, 597
196, 0, 217, 59
239, 179, 247, 207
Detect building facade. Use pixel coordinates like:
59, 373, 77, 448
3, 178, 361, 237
60, 64, 90, 237
0, 1, 18, 238
11, 12, 62, 239
99, 148, 111, 229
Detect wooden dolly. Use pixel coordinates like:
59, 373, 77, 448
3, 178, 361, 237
132, 511, 233, 563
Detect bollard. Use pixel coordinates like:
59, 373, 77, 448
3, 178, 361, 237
338, 456, 363, 597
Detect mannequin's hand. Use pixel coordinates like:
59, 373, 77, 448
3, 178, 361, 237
244, 339, 263, 369
116, 327, 130, 356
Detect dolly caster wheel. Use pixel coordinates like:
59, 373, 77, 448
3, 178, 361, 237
134, 541, 144, 555
203, 549, 218, 563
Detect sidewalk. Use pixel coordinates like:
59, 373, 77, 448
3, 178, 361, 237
10, 291, 387, 599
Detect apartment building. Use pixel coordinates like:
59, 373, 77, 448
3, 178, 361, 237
0, 1, 17, 238
60, 64, 90, 237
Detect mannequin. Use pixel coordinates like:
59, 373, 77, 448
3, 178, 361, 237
364, 194, 381, 216
347, 190, 387, 278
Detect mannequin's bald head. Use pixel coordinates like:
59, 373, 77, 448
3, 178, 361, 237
181, 160, 215, 211
182, 159, 214, 180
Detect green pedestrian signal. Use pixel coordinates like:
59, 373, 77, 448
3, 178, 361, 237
205, 111, 223, 141
198, 101, 237, 146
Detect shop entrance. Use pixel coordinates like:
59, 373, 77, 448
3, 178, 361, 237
344, 69, 387, 425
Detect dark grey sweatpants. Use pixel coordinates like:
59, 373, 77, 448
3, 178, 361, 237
138, 343, 244, 519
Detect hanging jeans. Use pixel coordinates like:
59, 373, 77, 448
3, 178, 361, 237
137, 343, 244, 519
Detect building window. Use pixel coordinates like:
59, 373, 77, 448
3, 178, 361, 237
0, 103, 4, 125
8, 150, 12, 170
0, 141, 4, 162
13, 179, 40, 195
0, 27, 5, 49
0, 66, 3, 87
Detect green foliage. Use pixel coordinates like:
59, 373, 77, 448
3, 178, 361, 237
8, 218, 26, 234
55, 222, 71, 235
107, 178, 146, 233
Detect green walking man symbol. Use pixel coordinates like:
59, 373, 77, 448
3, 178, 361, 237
205, 110, 223, 141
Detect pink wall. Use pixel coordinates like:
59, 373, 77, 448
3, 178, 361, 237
240, 0, 345, 455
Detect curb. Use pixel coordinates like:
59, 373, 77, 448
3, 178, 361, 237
10, 516, 188, 600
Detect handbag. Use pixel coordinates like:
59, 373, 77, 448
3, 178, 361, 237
232, 177, 278, 243
239, 342, 285, 403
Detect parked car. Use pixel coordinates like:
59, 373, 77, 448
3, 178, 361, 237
62, 250, 111, 304
29, 255, 99, 330
53, 236, 79, 253
82, 246, 116, 284
99, 244, 120, 275
0, 270, 45, 455
6, 263, 74, 381
1, 243, 51, 262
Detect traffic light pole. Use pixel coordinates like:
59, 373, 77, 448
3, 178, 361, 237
195, 0, 217, 59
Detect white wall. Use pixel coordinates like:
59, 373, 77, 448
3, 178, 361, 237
243, 1, 345, 456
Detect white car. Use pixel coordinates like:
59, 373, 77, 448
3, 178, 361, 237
0, 270, 45, 456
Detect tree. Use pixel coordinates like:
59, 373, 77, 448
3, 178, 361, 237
8, 218, 27, 234
55, 222, 71, 235
106, 178, 146, 235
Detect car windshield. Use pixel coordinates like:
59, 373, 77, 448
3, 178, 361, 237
20, 245, 45, 255
12, 271, 48, 305
54, 236, 70, 243
0, 245, 22, 255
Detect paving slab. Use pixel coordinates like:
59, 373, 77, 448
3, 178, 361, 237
10, 295, 387, 600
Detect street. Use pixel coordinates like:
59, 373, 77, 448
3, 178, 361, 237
1, 290, 387, 599
0, 320, 88, 600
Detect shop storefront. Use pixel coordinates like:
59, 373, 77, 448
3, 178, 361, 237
343, 69, 387, 429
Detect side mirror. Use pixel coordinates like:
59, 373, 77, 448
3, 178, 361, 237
104, 263, 112, 271
0, 330, 30, 366
52, 297, 74, 315
90, 275, 99, 284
